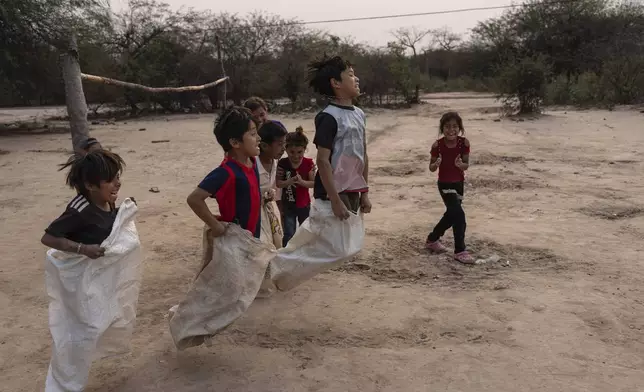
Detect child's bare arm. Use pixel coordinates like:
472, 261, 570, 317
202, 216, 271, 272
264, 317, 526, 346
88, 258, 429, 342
360, 140, 372, 213
42, 233, 76, 252
456, 154, 469, 171
455, 138, 470, 171
297, 167, 316, 188
297, 179, 315, 188
276, 177, 297, 188
429, 141, 441, 172
429, 155, 440, 172
186, 188, 226, 236
275, 166, 296, 188
41, 233, 105, 259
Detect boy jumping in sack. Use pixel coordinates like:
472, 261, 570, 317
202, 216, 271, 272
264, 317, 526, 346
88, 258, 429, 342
308, 55, 371, 217
187, 106, 262, 238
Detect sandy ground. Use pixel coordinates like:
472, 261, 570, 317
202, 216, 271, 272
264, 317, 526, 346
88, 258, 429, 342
1, 94, 644, 391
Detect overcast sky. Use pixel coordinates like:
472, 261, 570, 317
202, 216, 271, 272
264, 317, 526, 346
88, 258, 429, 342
111, 0, 513, 46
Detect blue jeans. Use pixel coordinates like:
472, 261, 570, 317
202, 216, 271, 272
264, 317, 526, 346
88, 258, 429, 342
282, 205, 311, 247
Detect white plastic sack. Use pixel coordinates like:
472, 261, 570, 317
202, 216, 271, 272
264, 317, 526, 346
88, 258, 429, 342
45, 198, 142, 392
269, 200, 364, 291
168, 224, 275, 350
168, 201, 364, 350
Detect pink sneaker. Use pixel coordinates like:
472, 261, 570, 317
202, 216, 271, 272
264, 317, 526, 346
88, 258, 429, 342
426, 240, 448, 253
454, 251, 475, 264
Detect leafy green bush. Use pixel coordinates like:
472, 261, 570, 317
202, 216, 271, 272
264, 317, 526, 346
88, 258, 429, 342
496, 56, 551, 114
545, 73, 601, 106
546, 60, 644, 108
598, 56, 644, 106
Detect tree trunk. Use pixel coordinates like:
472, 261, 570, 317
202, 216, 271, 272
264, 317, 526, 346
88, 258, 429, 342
124, 93, 140, 116
215, 35, 227, 110
61, 35, 89, 154
519, 98, 533, 115
412, 51, 421, 104
206, 91, 219, 110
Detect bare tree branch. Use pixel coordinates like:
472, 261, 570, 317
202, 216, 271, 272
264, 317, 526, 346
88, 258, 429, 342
81, 74, 229, 92
390, 26, 428, 104
392, 27, 430, 57
429, 27, 463, 51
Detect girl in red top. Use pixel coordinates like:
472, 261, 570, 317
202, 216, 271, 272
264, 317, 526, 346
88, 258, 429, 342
277, 126, 316, 247
426, 112, 474, 264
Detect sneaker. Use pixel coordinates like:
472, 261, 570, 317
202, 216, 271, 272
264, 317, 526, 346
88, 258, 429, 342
426, 240, 448, 253
454, 251, 475, 264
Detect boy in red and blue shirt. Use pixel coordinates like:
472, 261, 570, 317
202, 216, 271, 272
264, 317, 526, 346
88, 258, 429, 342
187, 106, 262, 238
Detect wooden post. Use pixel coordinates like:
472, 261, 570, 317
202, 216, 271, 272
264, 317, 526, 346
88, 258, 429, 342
215, 35, 227, 110
61, 35, 90, 154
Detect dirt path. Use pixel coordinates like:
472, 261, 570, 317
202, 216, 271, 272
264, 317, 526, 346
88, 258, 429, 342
1, 96, 643, 391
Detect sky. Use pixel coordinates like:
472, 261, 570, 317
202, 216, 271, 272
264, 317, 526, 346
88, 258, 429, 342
111, 0, 513, 46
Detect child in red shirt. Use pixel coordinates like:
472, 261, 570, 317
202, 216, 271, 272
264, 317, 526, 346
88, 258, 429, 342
187, 106, 262, 238
426, 112, 474, 264
277, 126, 316, 246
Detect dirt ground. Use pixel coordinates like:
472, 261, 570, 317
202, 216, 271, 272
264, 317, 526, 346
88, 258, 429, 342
1, 93, 644, 392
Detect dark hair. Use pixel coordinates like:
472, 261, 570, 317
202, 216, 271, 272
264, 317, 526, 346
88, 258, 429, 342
214, 106, 255, 152
258, 120, 287, 146
439, 111, 465, 135
307, 55, 352, 97
285, 126, 309, 148
59, 150, 125, 197
243, 96, 268, 112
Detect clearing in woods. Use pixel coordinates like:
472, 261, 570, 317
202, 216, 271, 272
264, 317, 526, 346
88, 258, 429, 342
1, 93, 643, 391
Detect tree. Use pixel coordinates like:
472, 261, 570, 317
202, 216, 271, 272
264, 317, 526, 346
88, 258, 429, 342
426, 27, 462, 80
497, 55, 551, 114
212, 12, 297, 104
0, 0, 109, 105
4, 0, 644, 114
391, 27, 429, 103
276, 31, 328, 109
0, 0, 110, 150
107, 0, 190, 113
429, 27, 462, 52
513, 0, 609, 81
61, 36, 91, 154
470, 0, 644, 107
470, 11, 521, 69
386, 41, 414, 104
356, 47, 395, 106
